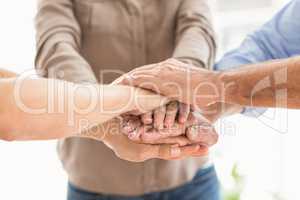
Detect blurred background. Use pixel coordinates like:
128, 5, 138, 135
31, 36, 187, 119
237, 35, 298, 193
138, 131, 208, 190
0, 0, 299, 199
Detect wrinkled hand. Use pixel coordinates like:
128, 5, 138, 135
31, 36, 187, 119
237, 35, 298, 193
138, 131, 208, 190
140, 101, 190, 129
121, 110, 218, 151
99, 119, 208, 162
116, 59, 223, 109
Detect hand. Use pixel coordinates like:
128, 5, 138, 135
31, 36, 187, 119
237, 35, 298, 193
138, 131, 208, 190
116, 59, 223, 109
140, 101, 190, 129
121, 115, 191, 146
121, 112, 218, 149
135, 102, 242, 146
98, 118, 208, 162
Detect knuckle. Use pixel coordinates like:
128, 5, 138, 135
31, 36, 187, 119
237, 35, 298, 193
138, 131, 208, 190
164, 58, 183, 67
186, 129, 199, 141
154, 109, 163, 115
167, 103, 178, 113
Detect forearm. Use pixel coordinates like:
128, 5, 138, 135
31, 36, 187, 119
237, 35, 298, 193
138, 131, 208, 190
220, 56, 300, 109
0, 78, 141, 141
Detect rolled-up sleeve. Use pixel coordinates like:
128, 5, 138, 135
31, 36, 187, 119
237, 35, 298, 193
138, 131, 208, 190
35, 0, 97, 83
173, 0, 216, 69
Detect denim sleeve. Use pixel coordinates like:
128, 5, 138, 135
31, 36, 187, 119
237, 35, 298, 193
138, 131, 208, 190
215, 0, 300, 117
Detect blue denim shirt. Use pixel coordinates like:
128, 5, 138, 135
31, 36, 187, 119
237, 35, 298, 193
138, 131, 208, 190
215, 0, 300, 117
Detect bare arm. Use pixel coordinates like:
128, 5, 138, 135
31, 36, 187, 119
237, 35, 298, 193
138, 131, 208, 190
0, 75, 166, 141
120, 57, 300, 110
0, 68, 209, 162
222, 56, 300, 109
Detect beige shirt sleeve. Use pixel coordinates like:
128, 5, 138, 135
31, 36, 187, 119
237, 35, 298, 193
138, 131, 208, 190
35, 0, 97, 83
173, 0, 217, 69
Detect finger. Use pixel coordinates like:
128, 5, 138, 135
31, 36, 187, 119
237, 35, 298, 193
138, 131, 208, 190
140, 123, 185, 142
140, 130, 167, 142
184, 112, 213, 129
184, 112, 199, 127
164, 101, 178, 128
158, 123, 185, 137
155, 144, 208, 160
184, 112, 218, 145
154, 106, 166, 129
180, 145, 209, 158
121, 74, 153, 88
127, 130, 141, 142
191, 145, 210, 157
178, 103, 190, 123
121, 116, 140, 135
149, 136, 191, 146
124, 119, 143, 141
186, 125, 218, 146
134, 88, 169, 114
111, 64, 157, 85
120, 69, 158, 89
139, 134, 191, 146
133, 125, 153, 141
127, 63, 159, 74
141, 112, 153, 125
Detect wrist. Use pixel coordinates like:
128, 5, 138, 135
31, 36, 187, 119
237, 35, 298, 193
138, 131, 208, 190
101, 85, 136, 114
193, 70, 224, 105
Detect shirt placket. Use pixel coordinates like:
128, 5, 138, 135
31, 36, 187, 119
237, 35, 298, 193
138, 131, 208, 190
126, 0, 157, 193
126, 0, 146, 67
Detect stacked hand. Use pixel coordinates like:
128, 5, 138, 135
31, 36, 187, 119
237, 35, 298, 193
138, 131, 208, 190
96, 87, 213, 162
104, 59, 227, 162
121, 101, 218, 154
115, 58, 228, 109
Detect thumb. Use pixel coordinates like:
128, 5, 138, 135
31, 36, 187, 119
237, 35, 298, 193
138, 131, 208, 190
151, 144, 208, 160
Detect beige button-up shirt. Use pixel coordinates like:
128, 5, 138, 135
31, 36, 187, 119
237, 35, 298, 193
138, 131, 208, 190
35, 0, 216, 196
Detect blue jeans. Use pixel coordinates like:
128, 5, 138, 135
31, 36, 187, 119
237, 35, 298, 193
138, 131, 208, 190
67, 165, 220, 200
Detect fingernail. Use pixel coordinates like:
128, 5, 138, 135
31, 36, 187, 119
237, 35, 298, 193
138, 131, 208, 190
171, 147, 181, 157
